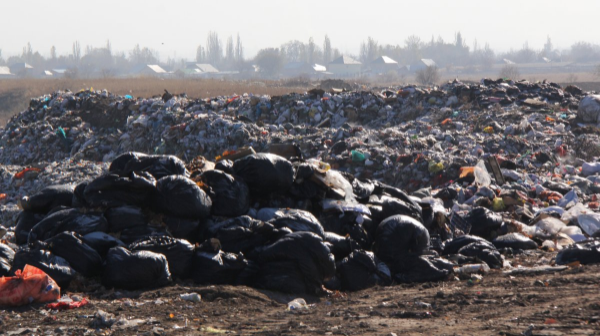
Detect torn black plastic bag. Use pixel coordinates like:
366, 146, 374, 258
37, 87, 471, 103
464, 207, 504, 240
44, 232, 103, 277
493, 233, 538, 250
319, 212, 370, 248
441, 235, 490, 255
14, 211, 45, 245
71, 181, 89, 208
121, 154, 189, 180
82, 232, 126, 257
233, 153, 294, 195
0, 243, 15, 276
104, 206, 148, 232
214, 159, 234, 175
249, 232, 335, 295
191, 244, 248, 285
119, 225, 171, 245
556, 240, 600, 265
10, 247, 75, 288
19, 184, 74, 214
373, 215, 430, 264
200, 170, 250, 217
162, 215, 201, 241
338, 249, 391, 291
458, 241, 503, 269
84, 172, 157, 208
266, 209, 325, 238
129, 236, 194, 279
102, 246, 171, 290
109, 152, 146, 174
154, 175, 211, 219
388, 255, 450, 283
28, 208, 108, 243
324, 232, 361, 261
352, 178, 375, 201
204, 216, 282, 255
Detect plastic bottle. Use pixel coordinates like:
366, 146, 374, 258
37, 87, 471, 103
351, 150, 366, 162
180, 293, 202, 302
454, 263, 490, 275
287, 298, 309, 311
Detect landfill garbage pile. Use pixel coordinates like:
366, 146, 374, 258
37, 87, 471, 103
1, 78, 600, 300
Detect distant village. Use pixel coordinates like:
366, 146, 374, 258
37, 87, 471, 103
1, 33, 599, 81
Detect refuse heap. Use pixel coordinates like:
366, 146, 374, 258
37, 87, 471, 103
2, 79, 600, 297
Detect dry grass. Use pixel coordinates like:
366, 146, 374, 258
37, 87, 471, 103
0, 78, 310, 126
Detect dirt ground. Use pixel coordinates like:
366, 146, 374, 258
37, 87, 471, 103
2, 250, 599, 336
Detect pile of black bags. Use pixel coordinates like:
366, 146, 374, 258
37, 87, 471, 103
5, 151, 524, 294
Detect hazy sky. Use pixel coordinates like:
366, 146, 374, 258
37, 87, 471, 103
2, 0, 599, 61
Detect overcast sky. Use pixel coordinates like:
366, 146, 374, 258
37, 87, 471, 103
2, 0, 599, 61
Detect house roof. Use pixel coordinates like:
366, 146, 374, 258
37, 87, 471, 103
421, 59, 436, 67
503, 59, 515, 65
10, 62, 33, 70
330, 55, 361, 65
284, 62, 327, 72
147, 64, 166, 73
371, 56, 398, 65
195, 64, 219, 73
312, 64, 326, 72
52, 69, 68, 74
0, 66, 13, 75
42, 70, 53, 76
131, 64, 166, 74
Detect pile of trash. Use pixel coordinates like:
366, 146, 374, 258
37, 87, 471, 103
2, 79, 600, 304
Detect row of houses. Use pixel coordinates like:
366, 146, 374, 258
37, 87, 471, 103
0, 55, 434, 79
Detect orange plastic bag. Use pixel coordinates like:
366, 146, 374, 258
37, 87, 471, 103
0, 265, 60, 306
459, 167, 474, 178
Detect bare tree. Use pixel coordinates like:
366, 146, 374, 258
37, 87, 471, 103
307, 37, 316, 64
206, 31, 222, 66
72, 41, 81, 63
225, 35, 234, 64
323, 35, 331, 64
359, 36, 379, 64
499, 64, 520, 80
255, 48, 283, 77
196, 45, 206, 63
405, 35, 422, 64
235, 33, 244, 62
416, 66, 440, 85
50, 46, 57, 60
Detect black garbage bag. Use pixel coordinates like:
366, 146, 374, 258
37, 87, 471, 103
352, 179, 375, 201
215, 159, 234, 175
338, 249, 391, 291
44, 232, 103, 277
105, 206, 148, 232
266, 209, 325, 238
200, 170, 250, 217
161, 215, 201, 241
493, 233, 538, 250
10, 247, 75, 288
119, 225, 171, 245
464, 207, 504, 240
289, 179, 322, 199
120, 154, 189, 180
246, 232, 335, 295
324, 232, 361, 261
15, 211, 45, 245
458, 241, 503, 269
388, 255, 450, 283
441, 235, 489, 255
376, 183, 422, 215
84, 172, 157, 208
154, 175, 211, 219
102, 246, 171, 290
319, 212, 370, 248
71, 181, 89, 208
204, 216, 282, 255
379, 195, 423, 224
0, 243, 15, 276
82, 232, 126, 257
109, 152, 146, 174
373, 215, 430, 264
19, 184, 74, 214
556, 240, 600, 265
129, 236, 194, 279
233, 153, 294, 195
191, 240, 248, 285
28, 208, 108, 243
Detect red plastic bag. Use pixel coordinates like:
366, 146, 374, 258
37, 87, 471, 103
0, 265, 60, 306
47, 297, 89, 310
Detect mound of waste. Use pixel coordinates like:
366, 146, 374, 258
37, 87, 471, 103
1, 79, 600, 296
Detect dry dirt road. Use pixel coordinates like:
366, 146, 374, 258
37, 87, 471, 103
2, 251, 600, 336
